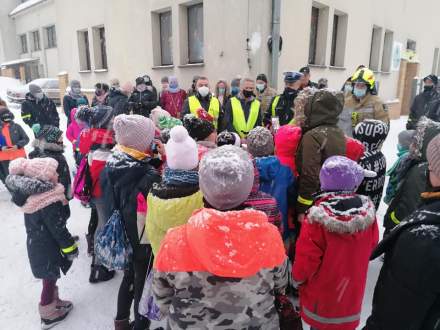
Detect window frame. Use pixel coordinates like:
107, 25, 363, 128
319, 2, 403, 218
31, 30, 41, 51
77, 29, 91, 71
19, 34, 28, 54
187, 3, 204, 64
45, 25, 57, 49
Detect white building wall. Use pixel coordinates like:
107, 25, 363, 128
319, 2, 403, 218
0, 0, 20, 64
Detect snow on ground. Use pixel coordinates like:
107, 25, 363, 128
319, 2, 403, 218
0, 96, 407, 329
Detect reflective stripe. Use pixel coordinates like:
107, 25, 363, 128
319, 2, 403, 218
62, 243, 77, 254
271, 95, 280, 117
390, 211, 400, 225
231, 97, 260, 138
188, 95, 220, 129
297, 195, 313, 206
303, 307, 360, 325
21, 114, 31, 119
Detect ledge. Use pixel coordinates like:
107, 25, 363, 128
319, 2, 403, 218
152, 65, 174, 70
94, 69, 108, 73
307, 64, 327, 69
78, 70, 91, 73
329, 66, 346, 71
178, 62, 205, 68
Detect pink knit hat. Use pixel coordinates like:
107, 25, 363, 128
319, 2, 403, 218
9, 158, 59, 183
113, 114, 155, 152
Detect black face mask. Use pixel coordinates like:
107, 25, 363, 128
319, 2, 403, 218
285, 87, 298, 96
424, 86, 434, 93
243, 90, 254, 98
1, 113, 13, 122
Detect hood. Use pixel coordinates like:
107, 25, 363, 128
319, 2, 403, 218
303, 90, 344, 130
353, 119, 389, 152
410, 117, 440, 161
178, 208, 285, 277
307, 192, 376, 234
255, 156, 281, 182
274, 125, 302, 158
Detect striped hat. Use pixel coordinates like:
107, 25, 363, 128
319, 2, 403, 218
427, 133, 440, 178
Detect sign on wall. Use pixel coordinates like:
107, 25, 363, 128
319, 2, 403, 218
391, 42, 403, 71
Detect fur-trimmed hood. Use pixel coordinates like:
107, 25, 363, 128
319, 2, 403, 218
307, 192, 376, 234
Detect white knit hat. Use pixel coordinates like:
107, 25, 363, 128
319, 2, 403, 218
165, 126, 199, 170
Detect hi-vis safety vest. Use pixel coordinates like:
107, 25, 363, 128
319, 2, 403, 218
271, 95, 296, 125
230, 97, 260, 138
188, 95, 220, 129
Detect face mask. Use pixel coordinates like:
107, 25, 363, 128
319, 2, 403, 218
198, 86, 210, 98
72, 87, 81, 94
353, 87, 367, 99
169, 82, 178, 90
1, 113, 13, 122
231, 86, 240, 96
243, 90, 254, 98
344, 84, 353, 94
35, 92, 44, 100
256, 83, 266, 92
285, 87, 298, 95
424, 85, 434, 93
137, 84, 147, 93
218, 87, 226, 95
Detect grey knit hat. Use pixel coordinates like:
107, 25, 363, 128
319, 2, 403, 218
246, 126, 275, 157
398, 130, 415, 149
199, 145, 254, 210
29, 84, 42, 96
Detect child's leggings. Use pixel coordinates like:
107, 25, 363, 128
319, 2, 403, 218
41, 279, 57, 306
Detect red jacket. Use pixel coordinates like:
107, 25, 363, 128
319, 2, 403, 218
293, 192, 378, 330
160, 90, 187, 118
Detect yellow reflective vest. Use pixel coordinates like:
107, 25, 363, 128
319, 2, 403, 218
271, 95, 296, 125
230, 97, 260, 138
188, 95, 220, 129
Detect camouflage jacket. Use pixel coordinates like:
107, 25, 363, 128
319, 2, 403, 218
153, 258, 289, 330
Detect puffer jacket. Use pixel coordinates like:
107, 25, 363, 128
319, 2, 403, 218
293, 192, 378, 330
153, 208, 288, 330
21, 93, 59, 128
296, 90, 346, 213
365, 192, 440, 330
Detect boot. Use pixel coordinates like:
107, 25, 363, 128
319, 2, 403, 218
53, 286, 73, 311
85, 233, 94, 257
39, 300, 71, 329
89, 265, 115, 283
114, 318, 131, 330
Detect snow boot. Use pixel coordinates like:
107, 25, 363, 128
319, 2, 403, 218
85, 233, 94, 256
89, 265, 115, 283
39, 300, 71, 329
114, 318, 131, 330
53, 286, 73, 311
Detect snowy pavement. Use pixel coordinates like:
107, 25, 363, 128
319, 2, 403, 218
0, 99, 407, 329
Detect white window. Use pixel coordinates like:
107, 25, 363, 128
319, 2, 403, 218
369, 26, 383, 71
45, 25, 57, 49
187, 3, 203, 63
92, 26, 108, 70
330, 10, 348, 67
308, 2, 329, 65
77, 30, 91, 71
381, 30, 394, 72
19, 34, 28, 54
31, 30, 41, 51
159, 11, 173, 65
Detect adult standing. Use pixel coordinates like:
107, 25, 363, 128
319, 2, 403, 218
63, 80, 89, 126
159, 76, 168, 100
91, 83, 109, 107
21, 84, 60, 129
407, 75, 440, 129
108, 80, 132, 116
160, 76, 187, 118
214, 79, 231, 108
255, 73, 277, 116
299, 66, 318, 89
128, 77, 158, 117
186, 75, 199, 97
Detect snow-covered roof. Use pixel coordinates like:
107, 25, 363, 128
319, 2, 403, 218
9, 0, 48, 17
1, 57, 38, 67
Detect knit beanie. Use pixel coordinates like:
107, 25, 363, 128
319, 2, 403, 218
320, 156, 376, 192
70, 80, 81, 89
426, 133, 440, 178
165, 126, 199, 170
353, 119, 389, 152
398, 130, 415, 149
9, 157, 59, 183
246, 127, 274, 157
199, 145, 254, 210
183, 112, 215, 141
32, 124, 63, 143
216, 131, 241, 147
29, 84, 42, 96
90, 105, 114, 129
113, 114, 155, 152
150, 106, 171, 127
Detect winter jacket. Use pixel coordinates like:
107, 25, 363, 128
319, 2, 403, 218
153, 208, 288, 330
274, 125, 302, 176
223, 95, 262, 135
407, 89, 440, 129
66, 108, 87, 152
181, 93, 216, 118
293, 192, 378, 330
365, 192, 440, 330
107, 89, 130, 116
128, 89, 157, 117
0, 120, 29, 161
296, 90, 346, 213
160, 89, 187, 118
28, 140, 72, 200
79, 128, 115, 198
255, 156, 295, 238
91, 93, 109, 107
383, 146, 409, 205
101, 149, 160, 260
63, 94, 89, 125
425, 96, 440, 124
265, 88, 299, 126
145, 183, 203, 255
354, 119, 389, 210
339, 93, 389, 137
21, 93, 59, 128
256, 86, 277, 115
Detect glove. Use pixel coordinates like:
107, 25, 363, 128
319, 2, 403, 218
351, 111, 359, 127
61, 244, 79, 261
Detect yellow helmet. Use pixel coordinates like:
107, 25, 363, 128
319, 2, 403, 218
351, 68, 375, 90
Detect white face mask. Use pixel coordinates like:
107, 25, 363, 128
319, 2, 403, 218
198, 86, 210, 97
256, 83, 265, 92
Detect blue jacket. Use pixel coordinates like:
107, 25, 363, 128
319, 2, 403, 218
255, 156, 296, 238
0, 132, 6, 148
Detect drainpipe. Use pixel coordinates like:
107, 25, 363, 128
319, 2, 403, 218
270, 0, 281, 90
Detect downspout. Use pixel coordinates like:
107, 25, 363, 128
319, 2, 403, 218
270, 0, 281, 90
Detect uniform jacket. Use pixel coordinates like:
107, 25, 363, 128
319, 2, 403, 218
265, 89, 299, 126
153, 208, 288, 330
0, 120, 29, 161
293, 192, 378, 330
21, 93, 59, 128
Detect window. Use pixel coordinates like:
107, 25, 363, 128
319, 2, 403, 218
407, 39, 417, 51
19, 34, 28, 54
77, 30, 91, 71
92, 26, 108, 70
187, 3, 203, 63
433, 48, 439, 75
369, 26, 383, 71
31, 30, 40, 51
45, 25, 57, 48
160, 11, 173, 65
308, 3, 329, 65
381, 30, 394, 72
330, 11, 348, 67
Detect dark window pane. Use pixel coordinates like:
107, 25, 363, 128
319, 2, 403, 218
84, 31, 91, 70
188, 3, 204, 63
330, 15, 339, 66
99, 27, 108, 69
160, 11, 173, 65
308, 7, 319, 64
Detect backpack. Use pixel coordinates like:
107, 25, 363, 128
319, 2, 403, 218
72, 155, 92, 203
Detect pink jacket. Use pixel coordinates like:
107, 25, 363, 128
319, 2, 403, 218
66, 108, 86, 151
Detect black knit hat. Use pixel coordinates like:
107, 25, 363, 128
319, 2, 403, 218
256, 74, 268, 83
424, 74, 438, 86
299, 66, 310, 74
183, 113, 215, 141
32, 124, 63, 143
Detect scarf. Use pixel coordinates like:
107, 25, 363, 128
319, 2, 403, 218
69, 89, 82, 100
163, 167, 199, 186
21, 184, 67, 214
116, 144, 150, 161
6, 174, 55, 206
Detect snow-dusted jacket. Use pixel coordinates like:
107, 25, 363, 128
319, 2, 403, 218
21, 93, 59, 128
293, 192, 378, 330
153, 208, 288, 330
365, 192, 440, 330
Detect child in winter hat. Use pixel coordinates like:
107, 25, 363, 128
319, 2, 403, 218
293, 155, 378, 330
113, 114, 155, 153
150, 106, 171, 127
5, 157, 77, 328
165, 126, 199, 170
183, 110, 217, 158
216, 131, 241, 147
